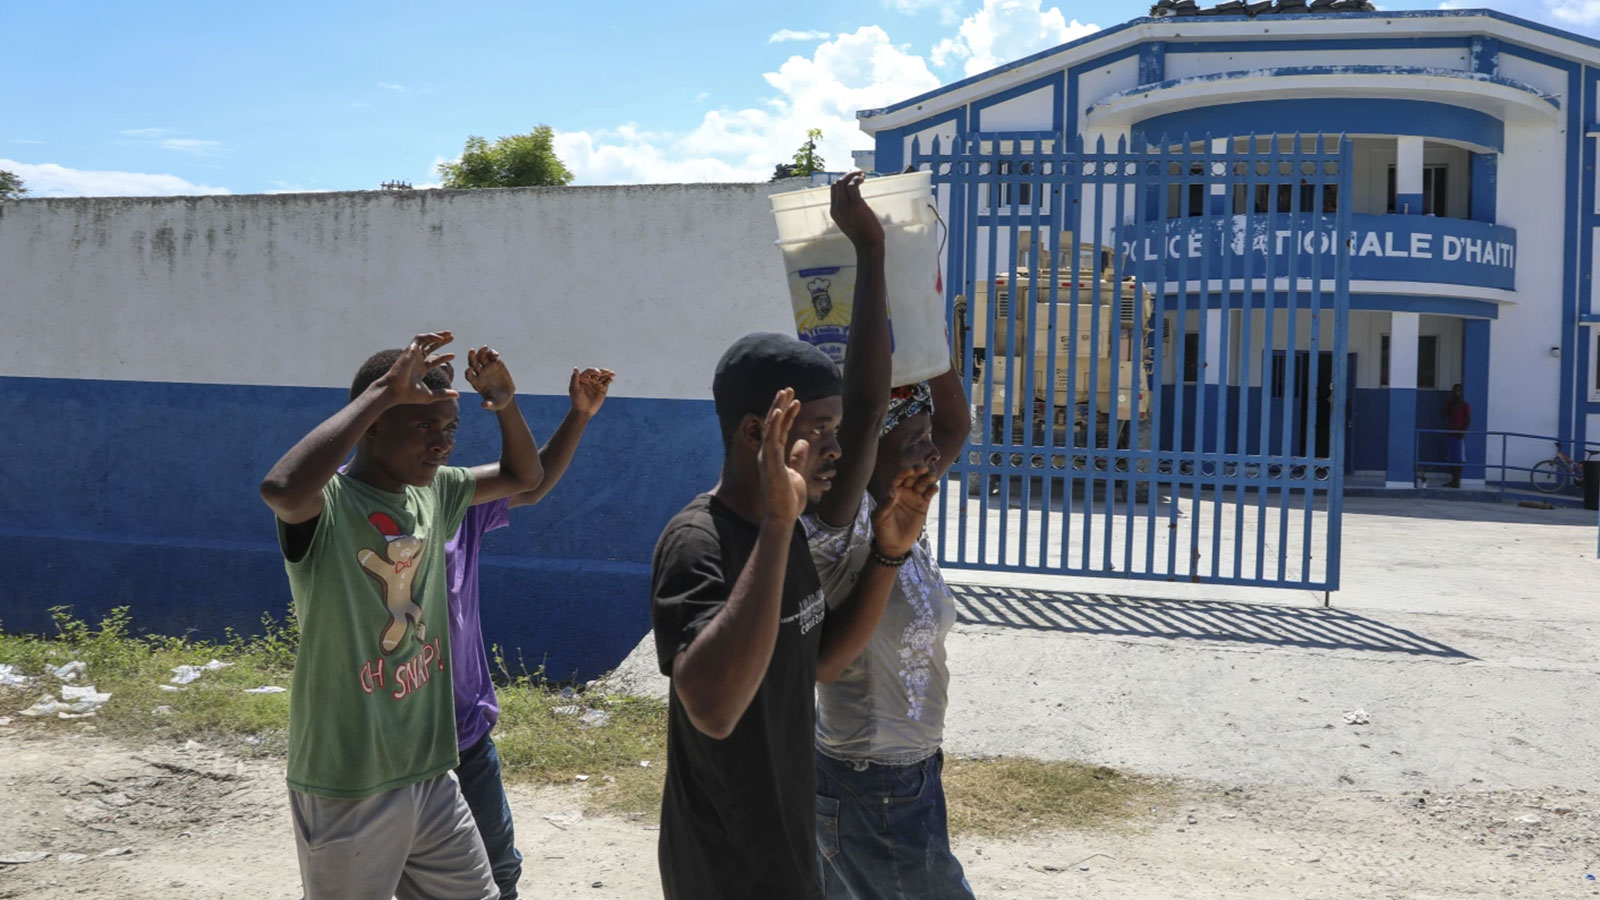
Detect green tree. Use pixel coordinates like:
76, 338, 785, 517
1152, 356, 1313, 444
438, 126, 574, 188
0, 170, 27, 201
790, 128, 825, 177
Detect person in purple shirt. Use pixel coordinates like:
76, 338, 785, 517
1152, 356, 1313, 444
323, 364, 610, 900
449, 364, 614, 900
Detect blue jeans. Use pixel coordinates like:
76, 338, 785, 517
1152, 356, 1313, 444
815, 749, 975, 900
456, 733, 522, 900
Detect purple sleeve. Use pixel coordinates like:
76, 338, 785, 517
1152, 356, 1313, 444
471, 497, 513, 534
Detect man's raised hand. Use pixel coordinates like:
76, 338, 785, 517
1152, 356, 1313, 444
869, 465, 939, 557
381, 332, 459, 406
465, 346, 517, 412
758, 388, 809, 525
829, 171, 885, 251
570, 367, 615, 417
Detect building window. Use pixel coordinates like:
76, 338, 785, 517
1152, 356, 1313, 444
1165, 164, 1206, 218
1592, 330, 1600, 400
1387, 165, 1449, 217
1240, 182, 1337, 214
1378, 334, 1438, 388
1417, 335, 1438, 390
998, 161, 1032, 209
1183, 332, 1200, 383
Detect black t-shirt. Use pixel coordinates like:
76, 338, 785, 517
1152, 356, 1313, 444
650, 493, 827, 900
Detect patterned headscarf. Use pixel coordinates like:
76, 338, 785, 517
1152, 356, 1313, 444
882, 381, 934, 436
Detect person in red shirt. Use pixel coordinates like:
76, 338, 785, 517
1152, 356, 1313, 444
1443, 383, 1471, 488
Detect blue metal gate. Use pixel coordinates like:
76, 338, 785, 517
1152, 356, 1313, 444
913, 133, 1352, 591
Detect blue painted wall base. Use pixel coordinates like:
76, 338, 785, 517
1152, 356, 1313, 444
0, 376, 721, 681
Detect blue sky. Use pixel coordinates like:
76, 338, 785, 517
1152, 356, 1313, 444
4, 0, 1597, 196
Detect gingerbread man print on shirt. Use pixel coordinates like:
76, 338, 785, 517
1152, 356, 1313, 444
358, 512, 427, 654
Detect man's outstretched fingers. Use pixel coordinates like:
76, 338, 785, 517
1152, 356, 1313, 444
788, 438, 810, 476
787, 436, 810, 472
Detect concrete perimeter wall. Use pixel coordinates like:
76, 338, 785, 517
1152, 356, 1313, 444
0, 184, 800, 679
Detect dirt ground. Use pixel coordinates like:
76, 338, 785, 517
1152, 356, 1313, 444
4, 497, 1598, 898
0, 727, 1596, 900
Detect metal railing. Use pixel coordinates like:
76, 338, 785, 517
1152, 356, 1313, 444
916, 132, 1352, 591
1413, 428, 1600, 496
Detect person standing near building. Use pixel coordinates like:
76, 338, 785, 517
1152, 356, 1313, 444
1443, 382, 1471, 488
446, 364, 614, 900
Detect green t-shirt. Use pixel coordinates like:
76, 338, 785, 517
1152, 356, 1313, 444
278, 468, 476, 798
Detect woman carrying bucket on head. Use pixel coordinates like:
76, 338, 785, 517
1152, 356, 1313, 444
802, 368, 972, 900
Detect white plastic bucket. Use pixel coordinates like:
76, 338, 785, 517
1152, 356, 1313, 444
770, 171, 951, 387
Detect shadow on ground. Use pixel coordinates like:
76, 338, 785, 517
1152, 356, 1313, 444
950, 585, 1474, 659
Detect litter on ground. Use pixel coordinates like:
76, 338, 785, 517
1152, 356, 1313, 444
169, 660, 230, 685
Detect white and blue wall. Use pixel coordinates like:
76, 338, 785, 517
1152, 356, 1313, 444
0, 185, 798, 679
858, 8, 1600, 484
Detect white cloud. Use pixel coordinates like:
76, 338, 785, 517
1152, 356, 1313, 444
932, 0, 1100, 78
887, 0, 962, 25
0, 158, 230, 197
407, 155, 449, 190
266, 180, 337, 194
548, 8, 1105, 185
555, 126, 755, 184
695, 91, 711, 102
769, 29, 832, 42
1547, 0, 1600, 25
117, 129, 224, 156
158, 138, 223, 156
377, 82, 407, 92
555, 26, 941, 184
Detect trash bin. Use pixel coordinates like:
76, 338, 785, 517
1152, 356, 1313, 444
1584, 460, 1600, 511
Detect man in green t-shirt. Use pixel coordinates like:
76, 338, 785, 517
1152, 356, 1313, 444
260, 331, 544, 900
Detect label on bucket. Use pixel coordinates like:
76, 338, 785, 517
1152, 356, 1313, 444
789, 263, 855, 365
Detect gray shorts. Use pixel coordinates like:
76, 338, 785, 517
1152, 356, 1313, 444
290, 771, 499, 900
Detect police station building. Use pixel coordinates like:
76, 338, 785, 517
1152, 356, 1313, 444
856, 5, 1600, 490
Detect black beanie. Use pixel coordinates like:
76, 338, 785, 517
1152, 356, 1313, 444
713, 333, 843, 427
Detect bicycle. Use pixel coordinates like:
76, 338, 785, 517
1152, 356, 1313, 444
1528, 441, 1598, 494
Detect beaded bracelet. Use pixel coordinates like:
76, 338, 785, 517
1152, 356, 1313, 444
867, 541, 912, 569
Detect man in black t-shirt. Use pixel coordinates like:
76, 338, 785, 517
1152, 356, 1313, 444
650, 174, 939, 900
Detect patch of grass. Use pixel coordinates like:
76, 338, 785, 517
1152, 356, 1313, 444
0, 606, 295, 754
491, 679, 669, 817
943, 755, 1168, 837
0, 608, 665, 814
0, 610, 1162, 837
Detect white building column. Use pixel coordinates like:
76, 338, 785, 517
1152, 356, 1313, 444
1395, 136, 1425, 215
1386, 311, 1420, 487
1204, 309, 1224, 386
1209, 138, 1229, 216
